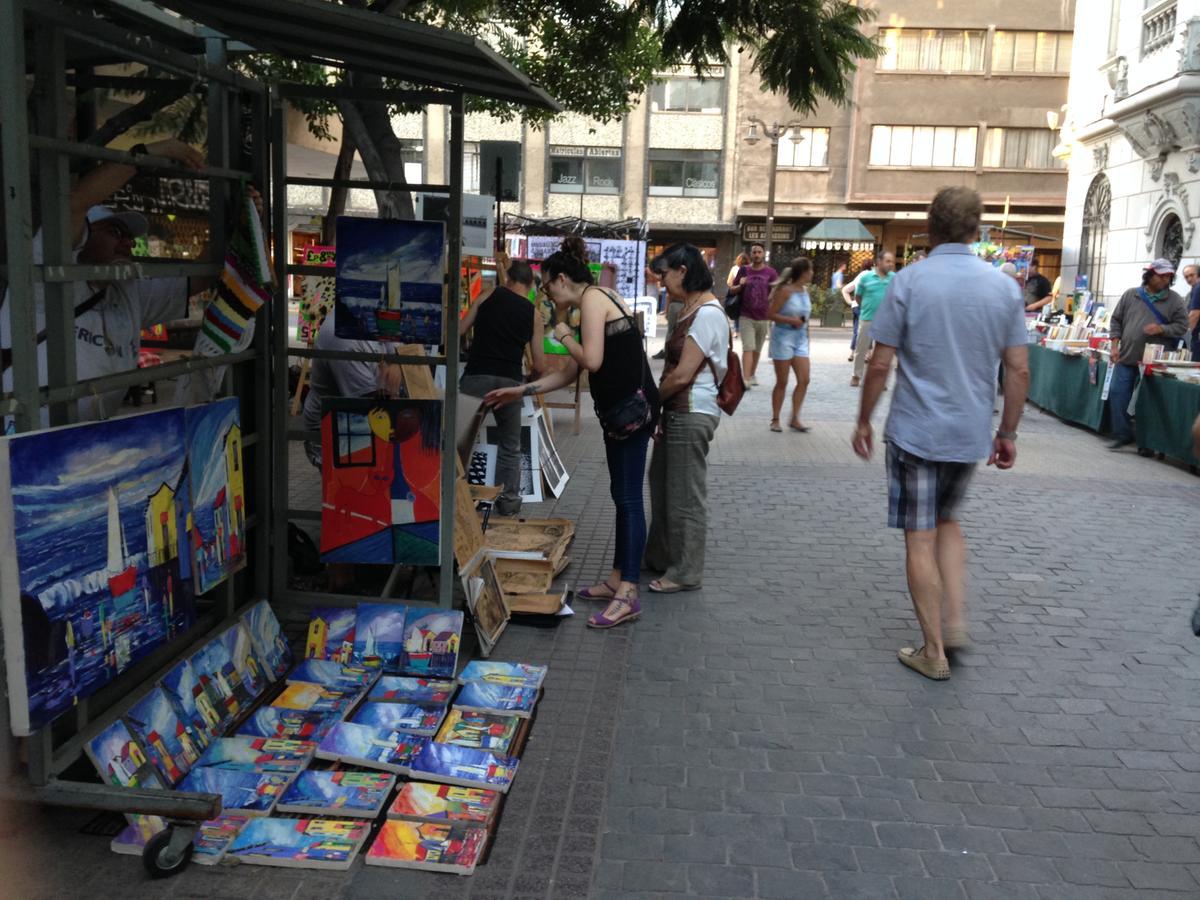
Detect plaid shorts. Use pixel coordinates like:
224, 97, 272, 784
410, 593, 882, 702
886, 442, 976, 531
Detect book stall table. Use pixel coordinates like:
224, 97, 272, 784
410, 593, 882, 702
1135, 371, 1200, 467
1026, 343, 1110, 433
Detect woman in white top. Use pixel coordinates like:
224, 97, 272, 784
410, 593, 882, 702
644, 243, 730, 593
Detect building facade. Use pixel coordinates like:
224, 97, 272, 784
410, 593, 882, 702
1059, 0, 1200, 306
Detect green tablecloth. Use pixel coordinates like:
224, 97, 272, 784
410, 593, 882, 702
1135, 373, 1200, 466
1026, 343, 1109, 432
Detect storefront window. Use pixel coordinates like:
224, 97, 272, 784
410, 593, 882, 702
648, 150, 720, 197
548, 146, 622, 195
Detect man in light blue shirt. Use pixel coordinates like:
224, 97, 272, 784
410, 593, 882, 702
852, 187, 1030, 682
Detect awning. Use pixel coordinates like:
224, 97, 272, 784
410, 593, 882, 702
799, 218, 876, 252
149, 0, 561, 112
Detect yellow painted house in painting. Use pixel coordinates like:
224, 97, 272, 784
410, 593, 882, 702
146, 482, 180, 569
306, 616, 328, 660
224, 423, 245, 536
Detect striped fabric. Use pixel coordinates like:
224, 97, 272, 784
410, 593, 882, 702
886, 442, 975, 531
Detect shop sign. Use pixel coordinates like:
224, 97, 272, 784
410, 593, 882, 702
303, 245, 336, 267
742, 222, 795, 242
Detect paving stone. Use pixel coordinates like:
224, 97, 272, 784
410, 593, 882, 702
893, 876, 968, 900
755, 868, 829, 899
852, 846, 925, 876
685, 863, 755, 897
1119, 862, 1200, 891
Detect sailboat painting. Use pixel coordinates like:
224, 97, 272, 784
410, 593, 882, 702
185, 398, 246, 595
351, 604, 409, 672
334, 216, 445, 345
0, 407, 197, 735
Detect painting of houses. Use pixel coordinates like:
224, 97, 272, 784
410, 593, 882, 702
305, 606, 356, 663
159, 658, 215, 747
334, 216, 445, 345
0, 407, 197, 735
124, 686, 202, 785
185, 397, 247, 595
241, 600, 291, 682
319, 399, 442, 566
400, 609, 462, 679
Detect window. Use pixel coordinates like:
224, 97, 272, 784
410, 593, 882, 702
982, 128, 1064, 169
992, 31, 1073, 73
648, 149, 720, 197
463, 142, 480, 194
1078, 175, 1111, 299
1160, 213, 1184, 269
334, 412, 375, 468
879, 29, 986, 72
777, 128, 830, 167
548, 146, 622, 195
649, 77, 723, 112
869, 126, 977, 168
399, 140, 423, 185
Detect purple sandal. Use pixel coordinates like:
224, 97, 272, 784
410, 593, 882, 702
577, 580, 617, 601
587, 595, 641, 629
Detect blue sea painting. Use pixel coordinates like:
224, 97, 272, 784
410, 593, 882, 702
334, 216, 445, 345
368, 676, 455, 705
0, 408, 196, 735
400, 609, 462, 679
241, 600, 292, 682
289, 658, 378, 690
409, 741, 518, 793
192, 736, 315, 774
352, 701, 445, 736
177, 767, 291, 816
454, 681, 539, 718
227, 817, 370, 869
237, 706, 337, 743
124, 687, 203, 784
305, 606, 357, 663
277, 770, 395, 817
185, 398, 246, 595
159, 658, 216, 747
317, 721, 429, 773
457, 661, 547, 690
352, 603, 409, 672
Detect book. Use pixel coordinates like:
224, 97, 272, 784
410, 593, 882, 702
193, 814, 253, 865
176, 767, 293, 816
288, 657, 379, 690
352, 603, 409, 671
241, 600, 293, 682
408, 741, 518, 793
270, 682, 362, 718
236, 706, 337, 743
400, 609, 463, 678
123, 687, 204, 785
352, 701, 446, 736
276, 770, 396, 818
190, 736, 315, 775
435, 709, 520, 756
158, 659, 215, 748
457, 660, 547, 690
364, 820, 488, 875
453, 681, 539, 719
305, 606, 357, 663
227, 817, 371, 870
387, 782, 500, 828
368, 676, 455, 705
315, 721, 429, 774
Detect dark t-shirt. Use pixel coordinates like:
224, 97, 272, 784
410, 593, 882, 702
735, 265, 778, 320
1024, 273, 1051, 306
464, 286, 534, 382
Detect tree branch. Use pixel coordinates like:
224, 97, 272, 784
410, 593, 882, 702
323, 131, 357, 244
82, 84, 189, 148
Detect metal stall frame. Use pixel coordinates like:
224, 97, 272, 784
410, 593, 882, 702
0, 0, 271, 852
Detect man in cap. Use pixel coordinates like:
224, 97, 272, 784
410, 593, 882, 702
1, 138, 208, 424
1106, 258, 1190, 450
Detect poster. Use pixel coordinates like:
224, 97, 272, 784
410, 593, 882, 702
484, 416, 542, 503
535, 412, 568, 498
185, 397, 246, 595
319, 399, 443, 565
467, 445, 497, 488
297, 274, 336, 345
335, 216, 446, 345
600, 239, 646, 299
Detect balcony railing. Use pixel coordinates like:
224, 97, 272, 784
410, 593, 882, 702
1142, 0, 1177, 58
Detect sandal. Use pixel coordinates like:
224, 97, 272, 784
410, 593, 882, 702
587, 595, 641, 629
943, 626, 970, 650
770, 420, 782, 433
789, 423, 811, 433
648, 578, 700, 594
576, 581, 617, 601
898, 646, 950, 681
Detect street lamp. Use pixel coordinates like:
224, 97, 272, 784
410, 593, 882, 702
744, 116, 802, 264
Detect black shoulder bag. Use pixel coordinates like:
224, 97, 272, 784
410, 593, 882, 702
594, 290, 654, 440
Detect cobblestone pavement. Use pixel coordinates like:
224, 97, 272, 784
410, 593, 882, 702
6, 327, 1200, 899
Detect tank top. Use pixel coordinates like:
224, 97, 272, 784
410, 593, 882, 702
464, 286, 535, 382
589, 288, 660, 424
775, 288, 810, 329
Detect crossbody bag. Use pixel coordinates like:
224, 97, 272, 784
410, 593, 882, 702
593, 289, 654, 440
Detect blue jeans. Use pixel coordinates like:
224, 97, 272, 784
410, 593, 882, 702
1108, 363, 1140, 442
604, 428, 651, 583
850, 306, 861, 350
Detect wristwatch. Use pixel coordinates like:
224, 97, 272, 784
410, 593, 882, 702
996, 429, 1018, 441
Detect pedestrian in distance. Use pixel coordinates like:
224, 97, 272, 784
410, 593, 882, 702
1183, 263, 1200, 362
727, 242, 777, 387
1022, 259, 1053, 318
484, 237, 658, 630
644, 243, 730, 594
1106, 258, 1189, 449
852, 186, 1030, 681
724, 251, 749, 338
848, 251, 895, 387
830, 261, 846, 292
766, 257, 813, 433
841, 258, 871, 362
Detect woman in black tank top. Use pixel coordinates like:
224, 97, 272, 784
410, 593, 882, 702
484, 238, 656, 630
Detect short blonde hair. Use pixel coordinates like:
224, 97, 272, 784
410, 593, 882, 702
928, 187, 982, 245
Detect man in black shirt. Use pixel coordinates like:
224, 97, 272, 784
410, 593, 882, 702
460, 257, 544, 515
1023, 260, 1053, 316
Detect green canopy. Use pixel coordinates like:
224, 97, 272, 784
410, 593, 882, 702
800, 218, 876, 251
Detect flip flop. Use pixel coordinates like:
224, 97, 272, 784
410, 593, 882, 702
648, 579, 700, 594
789, 424, 811, 433
587, 595, 641, 629
576, 581, 617, 601
770, 421, 782, 433
898, 646, 950, 681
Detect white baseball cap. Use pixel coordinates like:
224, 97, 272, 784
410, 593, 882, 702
86, 205, 148, 238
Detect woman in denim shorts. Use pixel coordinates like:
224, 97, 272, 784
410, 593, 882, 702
767, 257, 813, 433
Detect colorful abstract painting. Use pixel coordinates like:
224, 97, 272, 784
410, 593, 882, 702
368, 676, 455, 705
408, 741, 518, 792
159, 658, 217, 746
124, 687, 204, 784
191, 736, 315, 774
227, 817, 370, 869
364, 820, 487, 874
334, 216, 445, 345
190, 626, 261, 724
434, 709, 519, 755
185, 398, 246, 594
241, 600, 291, 682
0, 408, 196, 735
457, 661, 546, 690
84, 719, 167, 849
400, 608, 462, 679
271, 682, 361, 718
185, 644, 238, 736
319, 399, 442, 566
351, 603, 409, 671
387, 782, 500, 827
316, 721, 428, 773
276, 770, 395, 818
193, 814, 252, 865
237, 706, 337, 743
296, 273, 336, 345
304, 606, 357, 663
289, 657, 378, 690
176, 767, 292, 816
352, 701, 445, 736
454, 680, 539, 718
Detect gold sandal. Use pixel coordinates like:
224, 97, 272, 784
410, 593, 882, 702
898, 646, 950, 681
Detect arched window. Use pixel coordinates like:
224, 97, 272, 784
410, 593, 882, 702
1078, 174, 1111, 298
1159, 213, 1184, 268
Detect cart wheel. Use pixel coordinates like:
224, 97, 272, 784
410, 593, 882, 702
143, 827, 194, 878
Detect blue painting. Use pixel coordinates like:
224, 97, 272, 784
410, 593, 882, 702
334, 216, 445, 345
457, 661, 547, 690
185, 398, 246, 595
124, 687, 204, 784
455, 681, 539, 718
277, 770, 395, 817
352, 701, 445, 736
241, 600, 291, 682
159, 658, 217, 746
368, 676, 455, 705
227, 817, 370, 869
305, 606, 357, 663
237, 706, 337, 743
317, 721, 428, 773
289, 658, 378, 690
187, 643, 239, 736
0, 407, 196, 735
400, 609, 462, 679
408, 741, 518, 793
353, 604, 409, 672
177, 767, 291, 816
191, 736, 314, 774
85, 719, 164, 790
214, 621, 268, 701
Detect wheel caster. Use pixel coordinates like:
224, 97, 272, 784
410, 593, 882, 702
143, 826, 194, 878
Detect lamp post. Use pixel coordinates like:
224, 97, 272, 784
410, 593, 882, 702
744, 117, 802, 265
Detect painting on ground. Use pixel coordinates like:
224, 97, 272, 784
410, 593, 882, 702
399, 608, 462, 678
241, 600, 292, 681
334, 216, 445, 345
124, 686, 204, 784
320, 399, 442, 566
305, 606, 356, 663
185, 398, 246, 594
352, 603, 408, 672
0, 408, 196, 735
